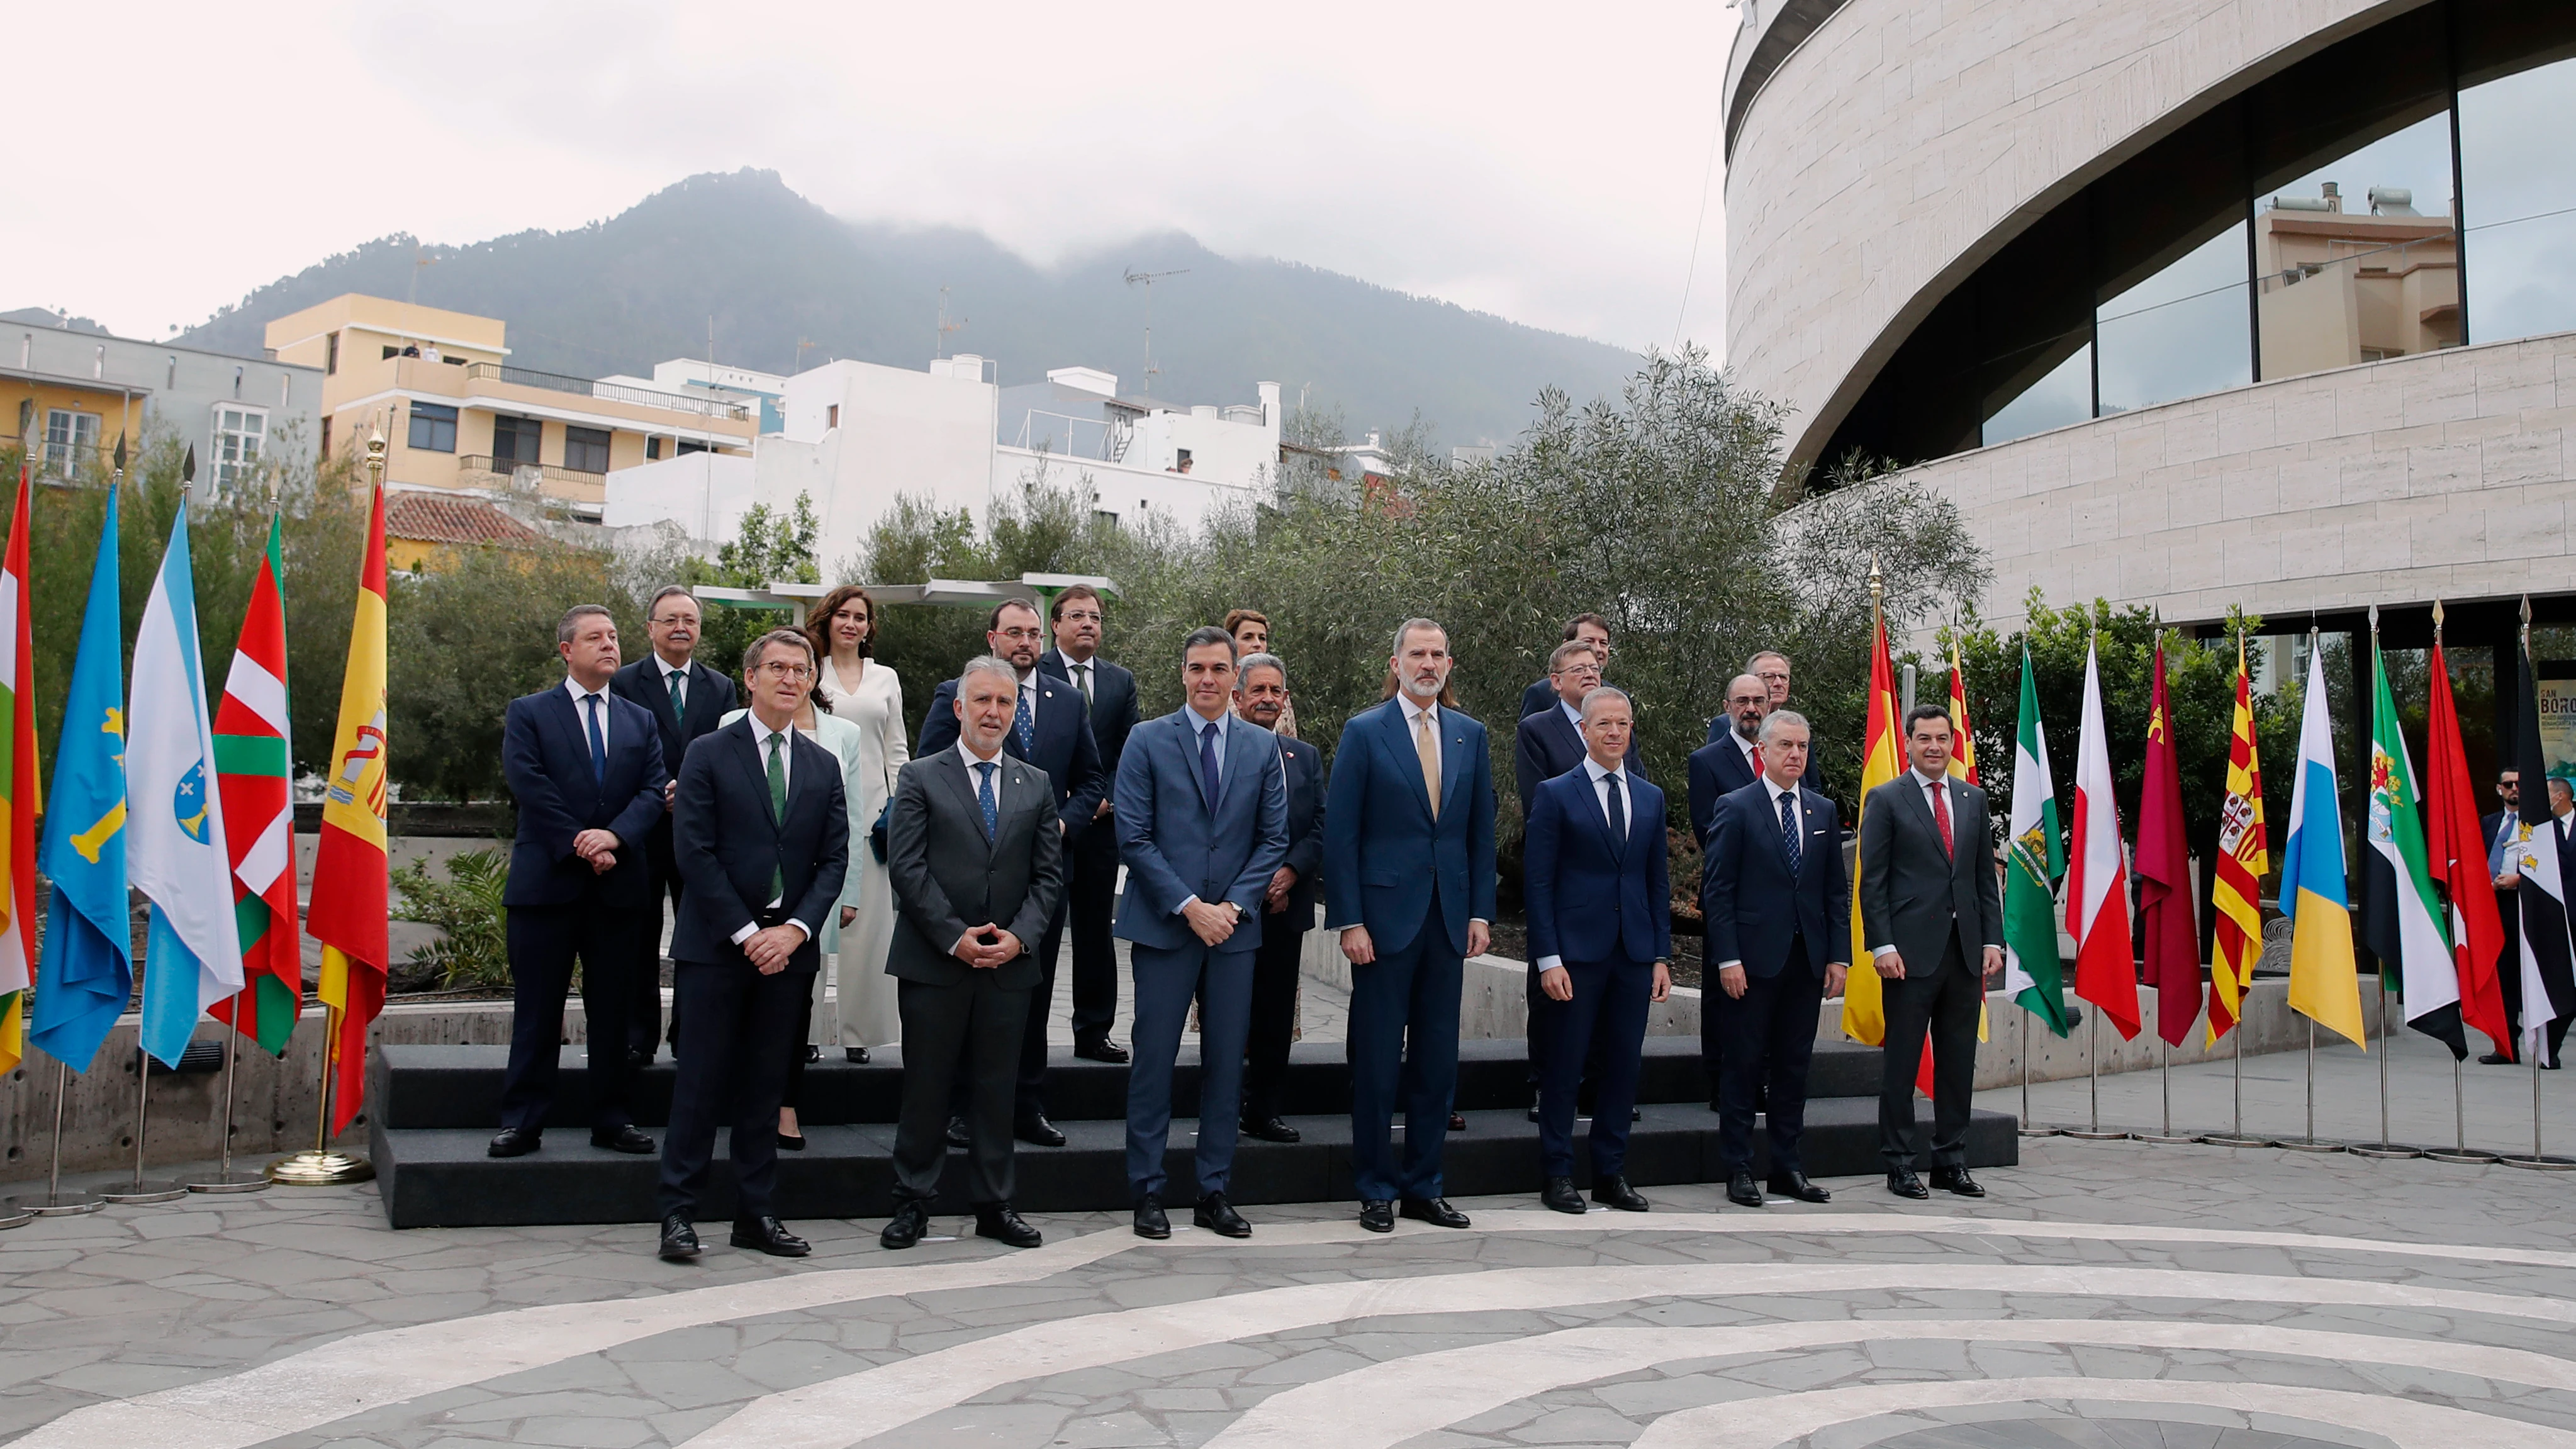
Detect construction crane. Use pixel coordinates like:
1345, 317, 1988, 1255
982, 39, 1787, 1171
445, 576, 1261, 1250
1123, 267, 1189, 396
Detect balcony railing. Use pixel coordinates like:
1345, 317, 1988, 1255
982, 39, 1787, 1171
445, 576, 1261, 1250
458, 456, 607, 489
461, 362, 750, 422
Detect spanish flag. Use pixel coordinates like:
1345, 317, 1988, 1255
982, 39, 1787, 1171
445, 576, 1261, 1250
1842, 613, 1903, 1048
306, 483, 391, 1131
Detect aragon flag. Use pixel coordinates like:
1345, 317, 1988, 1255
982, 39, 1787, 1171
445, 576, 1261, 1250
2207, 637, 2268, 1043
306, 483, 391, 1131
0, 466, 37, 1076
2068, 638, 2142, 1040
2421, 633, 2511, 1055
2361, 630, 2463, 1055
209, 511, 300, 1055
2002, 647, 2070, 1036
1841, 611, 1903, 1050
2137, 639, 2200, 1046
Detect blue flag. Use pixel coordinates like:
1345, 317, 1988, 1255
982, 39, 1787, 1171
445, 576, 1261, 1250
26, 489, 130, 1071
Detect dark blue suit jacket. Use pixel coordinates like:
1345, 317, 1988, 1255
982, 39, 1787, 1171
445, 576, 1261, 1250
917, 669, 1109, 839
1271, 733, 1326, 926
1701, 780, 1850, 978
668, 718, 849, 972
1523, 767, 1671, 966
500, 685, 668, 909
1687, 733, 1760, 846
1703, 713, 1824, 790
1113, 710, 1289, 953
1321, 698, 1498, 957
1514, 703, 1645, 819
1040, 649, 1138, 779
608, 655, 736, 878
1518, 676, 1557, 720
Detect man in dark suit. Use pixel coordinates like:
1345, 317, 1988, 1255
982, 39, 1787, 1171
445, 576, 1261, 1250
1039, 585, 1138, 1064
1521, 686, 1669, 1214
652, 628, 849, 1263
918, 598, 1107, 1145
492, 605, 668, 1162
2483, 769, 2523, 1065
1858, 703, 2005, 1200
1234, 652, 1323, 1144
1705, 651, 1824, 795
1516, 613, 1611, 719
1323, 618, 1496, 1233
1687, 674, 1773, 846
609, 585, 737, 1064
1114, 628, 1289, 1240
1701, 709, 1849, 1208
878, 657, 1065, 1252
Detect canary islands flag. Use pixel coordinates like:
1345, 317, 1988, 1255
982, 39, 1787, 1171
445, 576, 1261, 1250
26, 489, 130, 1072
2280, 639, 2365, 1047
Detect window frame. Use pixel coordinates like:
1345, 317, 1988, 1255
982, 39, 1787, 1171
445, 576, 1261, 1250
562, 424, 612, 475
407, 401, 459, 454
210, 405, 269, 497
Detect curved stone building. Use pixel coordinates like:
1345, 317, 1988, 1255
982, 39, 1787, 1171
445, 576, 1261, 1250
1725, 0, 2576, 673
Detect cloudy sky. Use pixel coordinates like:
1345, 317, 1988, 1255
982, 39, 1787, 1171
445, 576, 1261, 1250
10, 2, 1744, 354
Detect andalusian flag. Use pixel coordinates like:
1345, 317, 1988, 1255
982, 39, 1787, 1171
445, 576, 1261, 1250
210, 512, 300, 1055
0, 467, 37, 1075
2003, 649, 2069, 1035
2068, 638, 2141, 1039
1840, 611, 1903, 1048
2363, 633, 2462, 1055
2207, 637, 2268, 1043
2281, 641, 2365, 1047
307, 483, 391, 1131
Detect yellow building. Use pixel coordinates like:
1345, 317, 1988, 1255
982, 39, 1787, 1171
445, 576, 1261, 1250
2256, 184, 2460, 382
264, 295, 756, 517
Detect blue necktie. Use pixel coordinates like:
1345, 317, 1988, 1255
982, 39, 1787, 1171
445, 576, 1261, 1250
1013, 685, 1035, 758
583, 694, 605, 788
1199, 719, 1222, 813
976, 760, 999, 838
1779, 789, 1801, 873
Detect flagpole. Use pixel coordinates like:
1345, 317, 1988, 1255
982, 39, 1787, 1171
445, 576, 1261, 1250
2497, 598, 2575, 1170
2278, 1015, 2344, 1151
2135, 1038, 2195, 1143
2351, 974, 2424, 1158
187, 1027, 270, 1193
1, 1062, 103, 1216
269, 997, 374, 1185
2063, 1007, 2126, 1139
2016, 1011, 2057, 1138
2422, 1056, 2497, 1163
101, 1041, 184, 1204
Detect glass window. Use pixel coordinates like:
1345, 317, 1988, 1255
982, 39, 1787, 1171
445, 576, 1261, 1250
2097, 220, 2253, 414
491, 414, 542, 466
42, 408, 100, 474
2458, 54, 2576, 345
211, 406, 266, 495
2254, 111, 2458, 380
563, 425, 611, 474
1982, 341, 2091, 446
408, 401, 458, 453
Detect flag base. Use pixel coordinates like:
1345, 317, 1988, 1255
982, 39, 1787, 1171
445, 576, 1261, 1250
2497, 1153, 2576, 1172
2017, 1125, 2063, 1138
2196, 1133, 2274, 1148
2347, 1143, 2428, 1160
267, 1148, 373, 1186
2277, 1137, 2348, 1153
3, 1188, 102, 1216
0, 1203, 27, 1230
98, 1178, 187, 1204
2060, 1127, 2132, 1141
2422, 1146, 2502, 1164
2131, 1131, 2197, 1144
184, 1170, 272, 1194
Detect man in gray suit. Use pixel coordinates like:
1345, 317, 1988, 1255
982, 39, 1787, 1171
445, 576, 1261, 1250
878, 656, 1065, 1251
1857, 703, 2004, 1201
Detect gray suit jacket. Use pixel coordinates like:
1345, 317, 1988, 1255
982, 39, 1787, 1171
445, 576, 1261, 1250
1857, 771, 2004, 975
883, 746, 1065, 990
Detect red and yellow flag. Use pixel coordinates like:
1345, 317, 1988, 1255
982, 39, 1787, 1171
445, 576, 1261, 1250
0, 466, 39, 1074
210, 512, 301, 1055
308, 483, 390, 1132
1842, 613, 1903, 1048
1946, 639, 1978, 786
2207, 635, 2268, 1042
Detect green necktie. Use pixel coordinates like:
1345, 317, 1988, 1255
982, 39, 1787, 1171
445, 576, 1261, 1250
766, 731, 787, 902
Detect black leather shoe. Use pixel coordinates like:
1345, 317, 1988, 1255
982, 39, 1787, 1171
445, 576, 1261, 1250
976, 1202, 1043, 1248
945, 1116, 973, 1149
2546, 1059, 2564, 1071
658, 1214, 702, 1262
1240, 1115, 1301, 1144
1930, 1166, 1986, 1197
880, 1200, 930, 1250
731, 1216, 810, 1256
1016, 1114, 1067, 1147
846, 1046, 871, 1065
2480, 1051, 2516, 1065
1448, 1112, 1467, 1132
591, 1124, 655, 1155
1075, 1037, 1131, 1063
1541, 1177, 1586, 1214
776, 1131, 806, 1152
1726, 1170, 1766, 1208
1887, 1169, 1930, 1200
1527, 1105, 1542, 1122
803, 1043, 822, 1063
1133, 1194, 1170, 1239
1768, 1172, 1831, 1203
1593, 1175, 1650, 1212
627, 1046, 653, 1070
1401, 1196, 1471, 1229
1358, 1199, 1396, 1233
488, 1127, 541, 1158
1194, 1192, 1252, 1238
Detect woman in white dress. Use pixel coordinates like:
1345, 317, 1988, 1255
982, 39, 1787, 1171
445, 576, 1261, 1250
805, 584, 906, 1063
718, 669, 867, 1150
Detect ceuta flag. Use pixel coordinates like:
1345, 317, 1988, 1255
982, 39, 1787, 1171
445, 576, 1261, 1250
2206, 637, 2268, 1043
0, 466, 36, 1076
307, 483, 390, 1131
1841, 612, 1903, 1051
209, 512, 300, 1055
2068, 637, 2142, 1039
2421, 635, 2511, 1055
2136, 640, 2200, 1046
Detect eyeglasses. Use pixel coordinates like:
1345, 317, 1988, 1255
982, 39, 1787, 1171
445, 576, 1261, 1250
1060, 609, 1103, 624
756, 662, 814, 681
995, 626, 1046, 642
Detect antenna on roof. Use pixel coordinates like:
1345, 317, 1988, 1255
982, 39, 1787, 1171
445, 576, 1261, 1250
1123, 267, 1189, 397
937, 287, 968, 359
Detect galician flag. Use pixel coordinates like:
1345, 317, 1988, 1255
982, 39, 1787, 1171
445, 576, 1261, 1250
2068, 637, 2141, 1040
208, 511, 301, 1055
2281, 640, 2365, 1047
2361, 630, 2463, 1055
1840, 610, 1903, 1049
308, 482, 392, 1131
26, 487, 130, 1073
0, 466, 38, 1075
2003, 647, 2069, 1036
2207, 637, 2268, 1043
133, 495, 245, 1068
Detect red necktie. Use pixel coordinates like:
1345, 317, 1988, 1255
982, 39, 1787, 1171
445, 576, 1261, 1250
1751, 741, 1764, 775
1931, 780, 1954, 861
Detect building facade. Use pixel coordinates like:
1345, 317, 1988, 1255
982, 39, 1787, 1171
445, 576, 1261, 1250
263, 295, 758, 519
3, 313, 323, 496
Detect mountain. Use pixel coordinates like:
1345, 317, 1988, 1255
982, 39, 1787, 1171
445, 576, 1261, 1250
177, 169, 1640, 447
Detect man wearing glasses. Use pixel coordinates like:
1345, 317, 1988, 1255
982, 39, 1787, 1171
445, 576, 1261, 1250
916, 598, 1109, 1148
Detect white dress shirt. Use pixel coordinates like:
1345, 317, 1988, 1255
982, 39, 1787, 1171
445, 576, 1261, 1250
1559, 700, 1583, 731
1391, 693, 1487, 939
729, 713, 812, 945
1869, 768, 1953, 961
1536, 757, 1632, 973
660, 658, 692, 716
1718, 776, 1805, 972
563, 675, 611, 757
1735, 730, 1760, 776
1019, 669, 1041, 730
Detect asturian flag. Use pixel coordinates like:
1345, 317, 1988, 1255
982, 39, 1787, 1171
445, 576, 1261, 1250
132, 496, 245, 1068
26, 488, 130, 1073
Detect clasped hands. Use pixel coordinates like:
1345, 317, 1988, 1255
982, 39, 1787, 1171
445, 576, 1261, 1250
742, 922, 806, 975
1183, 898, 1238, 947
571, 828, 620, 875
950, 926, 1024, 969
